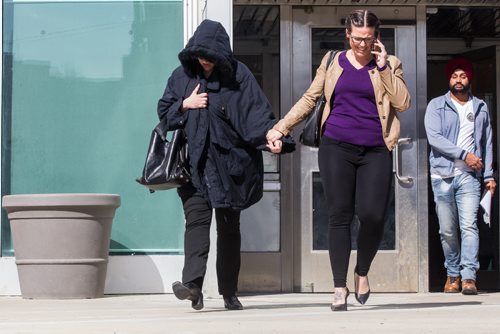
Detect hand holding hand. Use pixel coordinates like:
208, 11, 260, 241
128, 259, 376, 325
267, 139, 283, 154
464, 152, 484, 171
182, 84, 208, 111
372, 39, 388, 68
266, 129, 284, 154
486, 180, 497, 196
266, 129, 284, 143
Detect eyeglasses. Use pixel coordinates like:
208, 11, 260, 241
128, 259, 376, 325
349, 36, 376, 45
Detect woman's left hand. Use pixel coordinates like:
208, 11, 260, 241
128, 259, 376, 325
372, 39, 388, 68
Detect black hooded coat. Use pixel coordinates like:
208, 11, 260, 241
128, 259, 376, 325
157, 20, 282, 210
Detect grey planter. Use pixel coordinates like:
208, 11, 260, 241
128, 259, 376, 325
2, 193, 120, 299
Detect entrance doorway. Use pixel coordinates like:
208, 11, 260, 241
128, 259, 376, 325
290, 6, 418, 292
426, 6, 500, 291
233, 4, 423, 293
233, 3, 500, 293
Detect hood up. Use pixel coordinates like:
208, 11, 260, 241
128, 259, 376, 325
178, 19, 237, 83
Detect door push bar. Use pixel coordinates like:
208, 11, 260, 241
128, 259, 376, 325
393, 137, 413, 184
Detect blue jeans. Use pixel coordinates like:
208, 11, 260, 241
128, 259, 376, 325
431, 172, 481, 280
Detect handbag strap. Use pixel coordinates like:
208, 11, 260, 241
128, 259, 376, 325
326, 50, 338, 70
321, 50, 338, 98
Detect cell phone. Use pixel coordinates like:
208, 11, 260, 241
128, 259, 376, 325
371, 43, 380, 52
371, 33, 381, 52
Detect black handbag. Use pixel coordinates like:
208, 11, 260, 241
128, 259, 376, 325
136, 125, 191, 193
299, 50, 338, 147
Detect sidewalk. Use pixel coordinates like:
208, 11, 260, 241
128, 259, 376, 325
1, 292, 499, 333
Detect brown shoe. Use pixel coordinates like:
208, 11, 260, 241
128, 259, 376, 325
462, 279, 478, 295
444, 276, 461, 293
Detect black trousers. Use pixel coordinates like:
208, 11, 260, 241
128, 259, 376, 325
177, 185, 241, 296
318, 137, 393, 287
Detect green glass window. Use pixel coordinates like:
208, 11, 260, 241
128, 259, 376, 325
1, 1, 185, 255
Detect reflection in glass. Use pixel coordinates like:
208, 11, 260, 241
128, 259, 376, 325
233, 6, 281, 253
2, 2, 185, 255
241, 191, 280, 252
233, 5, 280, 173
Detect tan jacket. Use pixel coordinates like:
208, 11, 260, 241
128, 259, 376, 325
273, 51, 411, 150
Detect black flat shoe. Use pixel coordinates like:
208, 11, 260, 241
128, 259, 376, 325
331, 288, 349, 312
172, 281, 204, 310
354, 272, 371, 305
223, 295, 243, 310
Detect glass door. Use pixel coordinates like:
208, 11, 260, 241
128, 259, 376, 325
291, 6, 419, 292
233, 5, 288, 292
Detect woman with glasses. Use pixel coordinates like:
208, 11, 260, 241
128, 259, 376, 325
267, 9, 410, 311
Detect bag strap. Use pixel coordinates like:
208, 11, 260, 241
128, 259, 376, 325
326, 50, 338, 70
317, 50, 338, 101
320, 50, 338, 97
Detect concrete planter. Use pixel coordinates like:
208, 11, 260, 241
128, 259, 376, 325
2, 193, 120, 299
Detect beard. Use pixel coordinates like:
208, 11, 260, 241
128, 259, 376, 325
450, 82, 470, 94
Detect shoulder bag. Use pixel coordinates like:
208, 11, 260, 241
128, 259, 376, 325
299, 50, 338, 147
136, 125, 191, 193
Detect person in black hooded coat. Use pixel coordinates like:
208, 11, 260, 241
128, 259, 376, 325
157, 20, 290, 311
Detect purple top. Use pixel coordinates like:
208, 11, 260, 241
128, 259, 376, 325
323, 51, 385, 147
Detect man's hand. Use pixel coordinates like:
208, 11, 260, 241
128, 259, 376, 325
485, 180, 497, 196
464, 152, 484, 171
182, 84, 208, 112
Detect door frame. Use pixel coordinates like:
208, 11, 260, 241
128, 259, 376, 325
279, 5, 429, 292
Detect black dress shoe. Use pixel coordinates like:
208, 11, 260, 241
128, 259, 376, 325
331, 288, 349, 312
354, 272, 371, 305
355, 290, 371, 305
223, 295, 243, 310
172, 281, 204, 310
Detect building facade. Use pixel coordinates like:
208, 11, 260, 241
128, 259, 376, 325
1, 0, 499, 295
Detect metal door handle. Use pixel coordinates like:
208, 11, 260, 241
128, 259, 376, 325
393, 137, 413, 184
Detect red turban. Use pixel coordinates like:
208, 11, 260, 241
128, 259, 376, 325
444, 58, 474, 82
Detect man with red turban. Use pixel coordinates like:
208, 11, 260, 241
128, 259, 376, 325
425, 57, 496, 295
444, 58, 475, 83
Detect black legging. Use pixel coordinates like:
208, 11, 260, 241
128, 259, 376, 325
318, 136, 393, 287
177, 184, 241, 296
